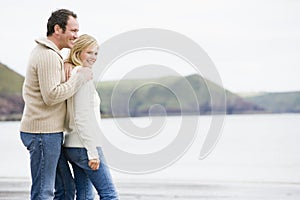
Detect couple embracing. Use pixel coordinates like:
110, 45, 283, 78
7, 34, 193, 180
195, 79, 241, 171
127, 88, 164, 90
20, 8, 118, 200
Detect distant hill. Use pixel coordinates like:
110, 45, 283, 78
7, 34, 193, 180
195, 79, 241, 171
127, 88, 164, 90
0, 63, 24, 94
0, 63, 24, 120
1, 63, 300, 121
244, 91, 300, 113
97, 74, 264, 117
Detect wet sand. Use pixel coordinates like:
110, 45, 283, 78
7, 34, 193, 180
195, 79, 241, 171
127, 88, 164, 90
1, 178, 300, 200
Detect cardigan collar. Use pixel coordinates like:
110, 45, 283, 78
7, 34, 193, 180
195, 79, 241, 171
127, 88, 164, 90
35, 38, 63, 59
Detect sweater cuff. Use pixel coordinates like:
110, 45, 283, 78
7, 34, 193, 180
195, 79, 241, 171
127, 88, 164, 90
87, 149, 99, 160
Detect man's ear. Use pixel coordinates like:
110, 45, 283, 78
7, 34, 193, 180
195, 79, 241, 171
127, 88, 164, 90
54, 24, 62, 34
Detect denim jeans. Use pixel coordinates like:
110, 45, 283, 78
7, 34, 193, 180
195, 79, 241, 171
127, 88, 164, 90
20, 132, 63, 200
63, 147, 119, 200
54, 150, 76, 200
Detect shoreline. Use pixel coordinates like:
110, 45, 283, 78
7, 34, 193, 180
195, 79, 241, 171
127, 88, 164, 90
1, 177, 300, 200
0, 112, 299, 122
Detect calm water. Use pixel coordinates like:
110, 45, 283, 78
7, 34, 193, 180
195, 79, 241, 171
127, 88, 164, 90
1, 114, 299, 184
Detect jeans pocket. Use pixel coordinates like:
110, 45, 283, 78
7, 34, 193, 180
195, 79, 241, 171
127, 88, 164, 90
20, 132, 36, 152
77, 148, 89, 162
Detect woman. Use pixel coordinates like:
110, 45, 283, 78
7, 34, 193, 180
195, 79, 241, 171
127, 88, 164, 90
63, 34, 119, 200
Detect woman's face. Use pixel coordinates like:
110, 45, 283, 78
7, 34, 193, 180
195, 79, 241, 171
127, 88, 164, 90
80, 45, 98, 68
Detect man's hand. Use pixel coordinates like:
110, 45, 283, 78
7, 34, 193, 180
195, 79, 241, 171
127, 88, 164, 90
78, 67, 93, 81
88, 158, 100, 170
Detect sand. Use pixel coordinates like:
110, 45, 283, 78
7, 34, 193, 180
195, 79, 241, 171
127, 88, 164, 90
1, 178, 300, 200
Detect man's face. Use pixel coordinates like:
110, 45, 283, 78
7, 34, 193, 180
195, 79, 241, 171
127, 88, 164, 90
58, 16, 79, 50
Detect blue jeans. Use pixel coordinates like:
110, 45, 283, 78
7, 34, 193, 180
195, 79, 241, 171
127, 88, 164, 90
54, 150, 76, 200
20, 132, 63, 200
63, 147, 119, 200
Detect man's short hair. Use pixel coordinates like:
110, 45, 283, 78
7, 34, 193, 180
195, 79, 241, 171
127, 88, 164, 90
47, 9, 77, 36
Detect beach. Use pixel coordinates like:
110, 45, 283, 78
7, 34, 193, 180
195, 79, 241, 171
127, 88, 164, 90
1, 178, 300, 200
1, 115, 300, 199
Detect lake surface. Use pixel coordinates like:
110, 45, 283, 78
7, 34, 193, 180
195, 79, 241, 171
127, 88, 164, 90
1, 114, 299, 185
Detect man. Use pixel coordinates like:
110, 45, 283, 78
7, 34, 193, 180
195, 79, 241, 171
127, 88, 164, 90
20, 9, 92, 200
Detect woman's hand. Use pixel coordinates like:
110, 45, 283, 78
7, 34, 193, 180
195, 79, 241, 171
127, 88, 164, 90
64, 62, 73, 81
88, 158, 100, 170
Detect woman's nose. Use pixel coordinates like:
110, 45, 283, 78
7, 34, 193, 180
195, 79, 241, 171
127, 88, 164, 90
92, 54, 97, 60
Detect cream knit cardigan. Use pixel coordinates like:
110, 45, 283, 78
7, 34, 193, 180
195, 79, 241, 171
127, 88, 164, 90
20, 38, 86, 133
64, 66, 102, 160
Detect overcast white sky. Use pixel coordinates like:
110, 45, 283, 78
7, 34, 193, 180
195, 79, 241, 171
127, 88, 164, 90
0, 0, 299, 93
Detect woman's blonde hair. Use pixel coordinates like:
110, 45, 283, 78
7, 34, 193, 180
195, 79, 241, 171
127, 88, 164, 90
65, 34, 98, 67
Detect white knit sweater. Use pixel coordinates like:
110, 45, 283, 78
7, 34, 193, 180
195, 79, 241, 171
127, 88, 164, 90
64, 66, 102, 160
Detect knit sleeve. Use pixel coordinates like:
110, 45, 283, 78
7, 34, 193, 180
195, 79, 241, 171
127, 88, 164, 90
37, 50, 86, 106
73, 80, 99, 160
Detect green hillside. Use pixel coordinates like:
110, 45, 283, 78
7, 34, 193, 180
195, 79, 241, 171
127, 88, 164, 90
1, 62, 300, 120
244, 91, 300, 113
0, 63, 24, 120
97, 74, 264, 117
0, 63, 24, 94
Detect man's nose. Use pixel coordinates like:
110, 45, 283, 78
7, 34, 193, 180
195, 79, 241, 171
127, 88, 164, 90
74, 32, 79, 39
